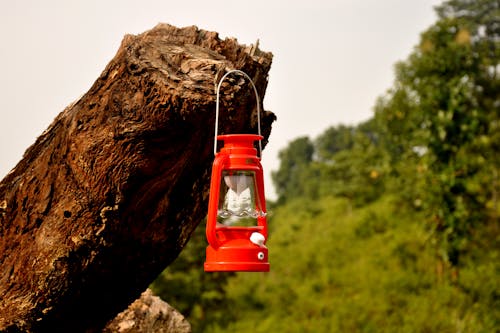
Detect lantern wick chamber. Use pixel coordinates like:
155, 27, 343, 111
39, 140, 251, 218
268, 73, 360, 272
204, 70, 270, 272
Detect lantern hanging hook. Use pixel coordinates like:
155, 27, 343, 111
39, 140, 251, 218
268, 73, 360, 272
214, 69, 262, 156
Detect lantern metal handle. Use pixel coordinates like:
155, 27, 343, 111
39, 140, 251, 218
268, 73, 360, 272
214, 69, 262, 156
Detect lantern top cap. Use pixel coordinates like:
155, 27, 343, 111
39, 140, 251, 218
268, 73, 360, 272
217, 134, 263, 154
217, 134, 263, 142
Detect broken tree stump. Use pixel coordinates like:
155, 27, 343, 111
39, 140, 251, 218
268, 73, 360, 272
0, 23, 274, 332
103, 289, 192, 333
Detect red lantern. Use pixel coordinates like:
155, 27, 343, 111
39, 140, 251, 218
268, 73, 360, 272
204, 70, 269, 272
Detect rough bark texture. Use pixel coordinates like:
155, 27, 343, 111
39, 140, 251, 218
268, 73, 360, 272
0, 23, 274, 332
103, 289, 191, 333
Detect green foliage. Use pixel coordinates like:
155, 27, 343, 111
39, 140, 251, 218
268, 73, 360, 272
316, 122, 390, 206
272, 122, 390, 207
315, 125, 356, 161
271, 136, 314, 203
203, 196, 498, 332
373, 0, 499, 266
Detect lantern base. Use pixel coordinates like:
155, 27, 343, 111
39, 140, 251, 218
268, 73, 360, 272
204, 261, 270, 272
205, 244, 269, 272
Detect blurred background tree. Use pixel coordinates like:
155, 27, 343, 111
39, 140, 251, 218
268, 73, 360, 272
271, 136, 315, 203
374, 0, 499, 269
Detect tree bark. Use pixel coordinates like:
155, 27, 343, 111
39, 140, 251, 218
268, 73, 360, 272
0, 23, 274, 332
103, 289, 191, 333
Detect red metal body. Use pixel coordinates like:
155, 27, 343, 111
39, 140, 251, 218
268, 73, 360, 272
204, 134, 269, 272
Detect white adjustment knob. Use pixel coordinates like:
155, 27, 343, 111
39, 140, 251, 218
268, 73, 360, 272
250, 232, 266, 247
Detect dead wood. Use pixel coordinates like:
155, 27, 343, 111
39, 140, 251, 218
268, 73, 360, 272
103, 289, 191, 333
0, 23, 274, 332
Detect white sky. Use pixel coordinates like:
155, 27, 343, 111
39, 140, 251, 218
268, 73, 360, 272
0, 0, 441, 199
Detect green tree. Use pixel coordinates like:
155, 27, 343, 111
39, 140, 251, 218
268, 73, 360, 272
271, 136, 315, 203
315, 125, 356, 162
374, 0, 499, 267
316, 120, 389, 206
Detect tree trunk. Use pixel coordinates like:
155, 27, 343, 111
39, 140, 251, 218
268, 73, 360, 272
0, 23, 274, 332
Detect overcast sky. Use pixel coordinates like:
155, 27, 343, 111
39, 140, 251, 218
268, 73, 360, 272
0, 0, 441, 198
